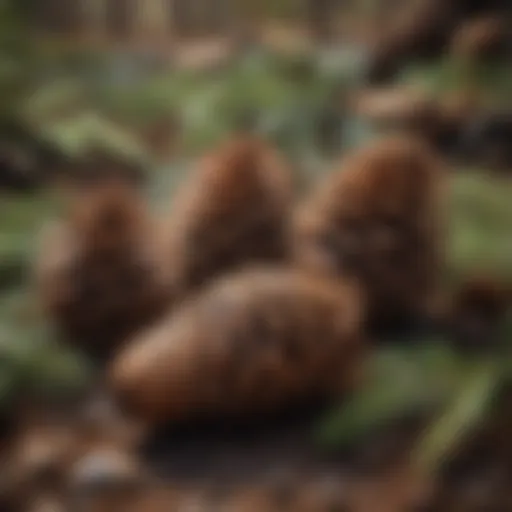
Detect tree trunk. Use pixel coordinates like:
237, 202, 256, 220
105, 0, 136, 39
172, 0, 195, 37
307, 0, 334, 43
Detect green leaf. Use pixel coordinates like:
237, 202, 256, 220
414, 360, 503, 474
316, 344, 464, 449
448, 172, 512, 281
44, 111, 149, 165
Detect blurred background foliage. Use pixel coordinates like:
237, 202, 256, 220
0, 0, 510, 478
